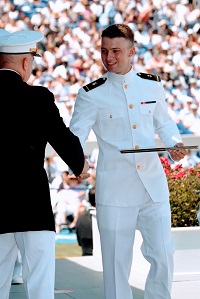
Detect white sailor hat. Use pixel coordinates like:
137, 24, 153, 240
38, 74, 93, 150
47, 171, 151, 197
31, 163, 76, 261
0, 30, 43, 57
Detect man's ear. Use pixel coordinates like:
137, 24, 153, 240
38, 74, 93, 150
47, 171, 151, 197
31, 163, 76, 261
22, 57, 28, 71
129, 46, 135, 57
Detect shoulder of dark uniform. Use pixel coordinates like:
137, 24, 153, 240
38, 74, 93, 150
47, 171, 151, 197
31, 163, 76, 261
83, 77, 107, 92
29, 84, 52, 95
137, 72, 161, 82
28, 85, 54, 102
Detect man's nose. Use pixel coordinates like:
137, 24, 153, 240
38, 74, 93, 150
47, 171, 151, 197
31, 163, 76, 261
106, 51, 114, 59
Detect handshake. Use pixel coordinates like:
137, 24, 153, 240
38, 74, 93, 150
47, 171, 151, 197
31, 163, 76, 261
76, 155, 90, 180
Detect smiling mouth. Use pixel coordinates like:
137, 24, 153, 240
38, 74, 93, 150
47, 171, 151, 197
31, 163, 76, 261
106, 62, 116, 67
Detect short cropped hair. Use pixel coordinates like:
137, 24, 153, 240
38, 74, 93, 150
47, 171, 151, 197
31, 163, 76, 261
101, 24, 134, 44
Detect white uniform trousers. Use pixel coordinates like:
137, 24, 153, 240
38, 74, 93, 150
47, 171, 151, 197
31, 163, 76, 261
0, 231, 55, 299
96, 198, 174, 299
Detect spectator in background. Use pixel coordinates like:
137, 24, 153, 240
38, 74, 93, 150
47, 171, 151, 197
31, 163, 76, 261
55, 175, 87, 233
166, 96, 191, 134
58, 99, 72, 127
179, 95, 195, 120
76, 186, 96, 256
50, 170, 70, 214
44, 156, 57, 184
86, 170, 96, 190
189, 78, 200, 103
182, 103, 200, 135
89, 147, 99, 170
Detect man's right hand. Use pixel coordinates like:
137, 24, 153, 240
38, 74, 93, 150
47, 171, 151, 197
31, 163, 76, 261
77, 156, 90, 180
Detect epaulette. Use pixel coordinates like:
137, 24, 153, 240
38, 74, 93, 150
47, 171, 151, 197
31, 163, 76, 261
137, 72, 161, 82
83, 77, 107, 92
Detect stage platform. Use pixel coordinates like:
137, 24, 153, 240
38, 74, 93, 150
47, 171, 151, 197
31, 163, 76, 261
10, 254, 200, 299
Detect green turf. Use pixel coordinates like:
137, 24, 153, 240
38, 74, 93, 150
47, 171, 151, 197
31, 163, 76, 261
55, 243, 82, 259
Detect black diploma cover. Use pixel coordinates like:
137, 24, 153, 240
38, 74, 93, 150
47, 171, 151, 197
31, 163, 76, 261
120, 145, 199, 154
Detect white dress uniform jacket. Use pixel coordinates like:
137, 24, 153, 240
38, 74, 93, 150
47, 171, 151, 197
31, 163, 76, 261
70, 69, 182, 207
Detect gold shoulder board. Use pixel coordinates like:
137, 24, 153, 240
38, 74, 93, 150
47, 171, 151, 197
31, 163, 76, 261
137, 72, 161, 82
83, 77, 107, 92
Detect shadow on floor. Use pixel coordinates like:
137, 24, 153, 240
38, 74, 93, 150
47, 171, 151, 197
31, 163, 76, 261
10, 258, 144, 299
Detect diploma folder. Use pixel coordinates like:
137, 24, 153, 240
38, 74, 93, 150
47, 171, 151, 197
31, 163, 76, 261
120, 145, 199, 154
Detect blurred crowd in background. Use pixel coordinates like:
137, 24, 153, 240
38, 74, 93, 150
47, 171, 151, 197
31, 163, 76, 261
1, 0, 200, 234
1, 0, 200, 133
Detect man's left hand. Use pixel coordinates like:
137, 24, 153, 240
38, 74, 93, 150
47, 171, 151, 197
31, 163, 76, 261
168, 142, 189, 162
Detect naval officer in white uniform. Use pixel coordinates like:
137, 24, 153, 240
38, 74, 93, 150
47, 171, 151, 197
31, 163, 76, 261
70, 24, 188, 299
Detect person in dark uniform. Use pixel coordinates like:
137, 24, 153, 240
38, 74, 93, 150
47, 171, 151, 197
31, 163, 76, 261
0, 29, 89, 299
76, 186, 96, 256
70, 24, 188, 299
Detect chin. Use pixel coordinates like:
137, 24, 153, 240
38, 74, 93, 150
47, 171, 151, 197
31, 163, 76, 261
107, 66, 117, 73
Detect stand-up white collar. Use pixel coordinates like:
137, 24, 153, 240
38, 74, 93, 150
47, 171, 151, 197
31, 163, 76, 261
107, 67, 136, 83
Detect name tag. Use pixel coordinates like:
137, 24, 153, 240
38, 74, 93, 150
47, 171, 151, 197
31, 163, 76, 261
141, 101, 156, 104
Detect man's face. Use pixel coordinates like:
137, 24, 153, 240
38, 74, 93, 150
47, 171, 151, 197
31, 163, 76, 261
101, 37, 135, 75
